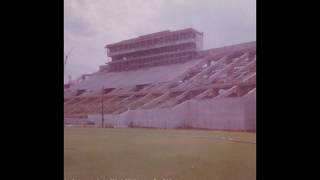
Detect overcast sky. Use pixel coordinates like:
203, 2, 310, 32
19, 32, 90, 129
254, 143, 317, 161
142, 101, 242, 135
64, 0, 256, 82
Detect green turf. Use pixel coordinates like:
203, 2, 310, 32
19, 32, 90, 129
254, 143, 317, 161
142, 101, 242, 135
64, 128, 256, 180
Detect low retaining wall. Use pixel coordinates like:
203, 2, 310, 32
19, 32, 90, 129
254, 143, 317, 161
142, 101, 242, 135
64, 117, 96, 127
88, 91, 256, 131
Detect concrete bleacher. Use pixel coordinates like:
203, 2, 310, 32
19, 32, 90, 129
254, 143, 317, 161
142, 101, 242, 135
64, 41, 256, 131
69, 59, 200, 91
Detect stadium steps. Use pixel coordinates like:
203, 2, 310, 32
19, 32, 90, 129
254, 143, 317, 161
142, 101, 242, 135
156, 91, 186, 108
67, 97, 99, 114
127, 93, 161, 110
213, 86, 239, 99
111, 95, 145, 114
196, 88, 220, 99
171, 89, 205, 107
139, 92, 173, 109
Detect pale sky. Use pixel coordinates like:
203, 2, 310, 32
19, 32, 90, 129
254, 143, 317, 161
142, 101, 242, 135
64, 0, 256, 82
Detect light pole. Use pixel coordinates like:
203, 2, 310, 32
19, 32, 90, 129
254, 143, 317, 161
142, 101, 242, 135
101, 85, 104, 128
64, 47, 74, 81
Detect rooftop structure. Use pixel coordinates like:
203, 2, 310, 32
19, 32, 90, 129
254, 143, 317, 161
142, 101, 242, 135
102, 28, 203, 72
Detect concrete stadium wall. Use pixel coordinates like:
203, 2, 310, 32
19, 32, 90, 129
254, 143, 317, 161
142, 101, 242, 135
64, 117, 96, 127
88, 108, 186, 128
183, 98, 245, 130
243, 91, 256, 131
88, 92, 256, 131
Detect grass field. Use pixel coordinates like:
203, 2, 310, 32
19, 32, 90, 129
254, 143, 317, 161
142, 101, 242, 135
64, 128, 256, 180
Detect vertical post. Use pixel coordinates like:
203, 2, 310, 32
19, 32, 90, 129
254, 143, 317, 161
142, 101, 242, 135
101, 86, 104, 128
64, 47, 74, 83
64, 56, 67, 81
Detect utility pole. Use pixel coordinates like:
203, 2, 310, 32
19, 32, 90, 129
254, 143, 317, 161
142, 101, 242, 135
101, 85, 104, 128
64, 47, 74, 79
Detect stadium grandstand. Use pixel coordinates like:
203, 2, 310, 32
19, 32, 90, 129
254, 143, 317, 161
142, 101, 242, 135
64, 28, 256, 131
